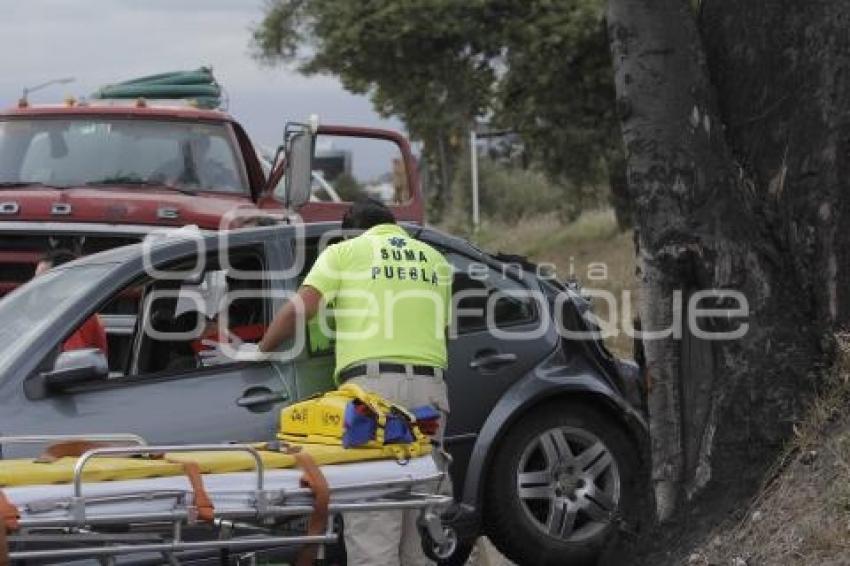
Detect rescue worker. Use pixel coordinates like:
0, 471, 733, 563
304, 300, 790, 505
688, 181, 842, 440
207, 197, 452, 565
35, 249, 109, 355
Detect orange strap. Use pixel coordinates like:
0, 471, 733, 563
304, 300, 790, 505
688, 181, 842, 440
293, 451, 330, 566
164, 460, 215, 523
0, 491, 19, 533
0, 523, 7, 566
0, 490, 20, 566
35, 440, 115, 463
182, 461, 215, 522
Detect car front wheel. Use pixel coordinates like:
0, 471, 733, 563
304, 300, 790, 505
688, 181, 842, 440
484, 402, 641, 565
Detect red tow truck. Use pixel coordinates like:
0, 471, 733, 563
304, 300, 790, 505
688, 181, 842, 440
0, 100, 424, 295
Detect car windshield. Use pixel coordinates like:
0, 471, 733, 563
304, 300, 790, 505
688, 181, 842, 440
0, 118, 247, 194
0, 263, 113, 376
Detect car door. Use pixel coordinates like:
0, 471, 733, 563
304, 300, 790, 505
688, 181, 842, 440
3, 239, 297, 457
440, 249, 559, 485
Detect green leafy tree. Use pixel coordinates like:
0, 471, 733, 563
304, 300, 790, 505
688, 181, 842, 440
496, 1, 618, 182
253, 0, 623, 221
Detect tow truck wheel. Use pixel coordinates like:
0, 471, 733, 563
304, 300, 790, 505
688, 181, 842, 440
484, 402, 641, 566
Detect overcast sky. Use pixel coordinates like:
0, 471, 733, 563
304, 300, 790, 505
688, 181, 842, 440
0, 0, 400, 150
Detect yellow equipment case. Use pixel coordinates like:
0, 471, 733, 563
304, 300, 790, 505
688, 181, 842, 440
279, 383, 430, 450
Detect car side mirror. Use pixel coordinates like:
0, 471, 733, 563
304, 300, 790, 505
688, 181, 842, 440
282, 117, 317, 210
41, 348, 109, 392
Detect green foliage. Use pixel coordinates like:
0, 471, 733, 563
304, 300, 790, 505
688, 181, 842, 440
495, 0, 620, 185
463, 160, 566, 223
331, 173, 363, 202
448, 157, 610, 226
254, 0, 493, 139
253, 0, 620, 215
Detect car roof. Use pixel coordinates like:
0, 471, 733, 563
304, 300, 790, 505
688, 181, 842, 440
1, 104, 233, 123
65, 223, 299, 269
49, 221, 507, 279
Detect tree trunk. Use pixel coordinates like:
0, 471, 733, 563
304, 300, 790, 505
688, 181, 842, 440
437, 132, 452, 211
607, 153, 632, 229
699, 0, 850, 329
608, 0, 833, 522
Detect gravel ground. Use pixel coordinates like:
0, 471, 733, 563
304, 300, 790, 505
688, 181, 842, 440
466, 538, 516, 566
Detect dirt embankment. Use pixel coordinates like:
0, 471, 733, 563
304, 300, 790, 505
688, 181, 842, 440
653, 337, 850, 566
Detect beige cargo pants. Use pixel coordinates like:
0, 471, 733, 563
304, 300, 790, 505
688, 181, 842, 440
344, 364, 451, 566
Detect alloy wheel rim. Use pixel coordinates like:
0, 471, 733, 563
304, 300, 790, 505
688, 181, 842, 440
515, 426, 620, 543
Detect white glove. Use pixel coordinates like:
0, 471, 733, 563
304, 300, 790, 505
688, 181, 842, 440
198, 339, 270, 366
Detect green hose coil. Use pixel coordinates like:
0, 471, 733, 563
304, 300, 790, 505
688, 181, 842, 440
92, 67, 223, 109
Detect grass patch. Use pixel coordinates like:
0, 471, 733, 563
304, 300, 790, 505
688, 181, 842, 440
472, 209, 621, 256
692, 334, 850, 566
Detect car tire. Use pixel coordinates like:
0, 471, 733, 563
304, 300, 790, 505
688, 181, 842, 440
483, 402, 641, 566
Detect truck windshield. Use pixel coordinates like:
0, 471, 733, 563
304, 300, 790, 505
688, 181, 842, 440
0, 118, 248, 194
0, 264, 112, 376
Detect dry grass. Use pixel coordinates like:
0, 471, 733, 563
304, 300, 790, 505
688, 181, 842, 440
688, 335, 850, 566
449, 209, 636, 358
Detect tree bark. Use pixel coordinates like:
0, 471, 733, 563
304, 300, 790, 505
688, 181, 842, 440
607, 153, 632, 229
608, 0, 830, 522
699, 0, 850, 330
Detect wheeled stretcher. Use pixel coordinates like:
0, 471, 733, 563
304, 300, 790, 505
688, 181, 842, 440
0, 435, 456, 565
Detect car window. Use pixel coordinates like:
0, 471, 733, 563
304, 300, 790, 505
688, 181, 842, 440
0, 264, 113, 376
128, 249, 268, 377
446, 252, 536, 334
313, 135, 410, 205
100, 286, 143, 376
45, 248, 271, 381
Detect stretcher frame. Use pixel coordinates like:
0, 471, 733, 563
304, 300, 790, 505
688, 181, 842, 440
0, 435, 455, 564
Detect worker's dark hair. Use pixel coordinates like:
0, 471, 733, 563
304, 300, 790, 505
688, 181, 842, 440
341, 197, 395, 231
42, 248, 79, 268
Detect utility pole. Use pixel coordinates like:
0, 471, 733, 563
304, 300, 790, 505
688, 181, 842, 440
470, 129, 480, 229
469, 122, 513, 229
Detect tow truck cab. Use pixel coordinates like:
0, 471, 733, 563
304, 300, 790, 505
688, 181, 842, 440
0, 101, 424, 295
